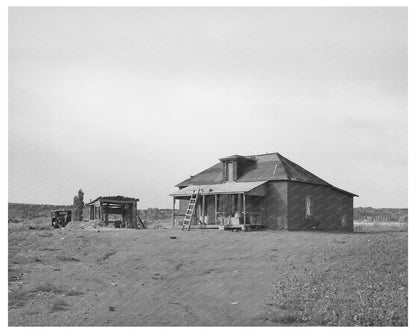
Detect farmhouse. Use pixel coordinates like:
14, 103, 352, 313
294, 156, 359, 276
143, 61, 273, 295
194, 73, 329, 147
170, 153, 358, 231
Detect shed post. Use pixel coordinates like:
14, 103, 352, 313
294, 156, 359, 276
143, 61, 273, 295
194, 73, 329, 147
104, 205, 109, 226
214, 194, 218, 225
243, 194, 247, 227
172, 197, 176, 228
121, 206, 124, 227
131, 201, 138, 229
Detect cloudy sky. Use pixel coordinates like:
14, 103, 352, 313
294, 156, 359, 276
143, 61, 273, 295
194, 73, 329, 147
9, 7, 407, 208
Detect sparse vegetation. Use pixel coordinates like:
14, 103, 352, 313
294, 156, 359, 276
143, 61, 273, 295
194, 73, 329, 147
8, 290, 36, 309
101, 250, 117, 261
50, 299, 70, 312
35, 283, 66, 294
65, 289, 84, 296
268, 233, 407, 326
56, 255, 80, 262
8, 203, 407, 326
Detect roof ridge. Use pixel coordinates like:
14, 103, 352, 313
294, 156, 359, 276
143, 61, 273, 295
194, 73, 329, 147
244, 151, 280, 159
278, 153, 332, 186
275, 153, 292, 180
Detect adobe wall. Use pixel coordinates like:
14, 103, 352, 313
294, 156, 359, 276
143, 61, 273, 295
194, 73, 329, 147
287, 182, 354, 231
264, 181, 288, 229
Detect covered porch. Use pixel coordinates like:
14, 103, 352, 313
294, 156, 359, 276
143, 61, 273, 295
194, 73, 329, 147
170, 181, 267, 230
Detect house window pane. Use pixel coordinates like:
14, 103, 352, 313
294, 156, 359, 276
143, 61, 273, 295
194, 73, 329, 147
305, 197, 313, 218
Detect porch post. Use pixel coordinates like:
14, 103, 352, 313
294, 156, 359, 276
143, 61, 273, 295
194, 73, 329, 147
172, 197, 176, 228
214, 194, 218, 225
243, 194, 247, 227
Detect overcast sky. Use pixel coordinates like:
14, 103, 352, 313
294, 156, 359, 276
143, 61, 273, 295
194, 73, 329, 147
9, 7, 407, 208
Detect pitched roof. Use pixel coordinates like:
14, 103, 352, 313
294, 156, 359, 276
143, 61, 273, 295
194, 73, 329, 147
176, 152, 358, 196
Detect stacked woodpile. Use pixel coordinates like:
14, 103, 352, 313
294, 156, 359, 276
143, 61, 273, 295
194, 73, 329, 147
73, 189, 84, 221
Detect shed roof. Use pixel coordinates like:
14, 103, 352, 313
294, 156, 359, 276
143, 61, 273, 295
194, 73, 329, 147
170, 181, 267, 197
176, 152, 358, 197
88, 195, 139, 205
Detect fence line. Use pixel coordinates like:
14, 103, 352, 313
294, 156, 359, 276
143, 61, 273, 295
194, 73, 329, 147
356, 215, 407, 222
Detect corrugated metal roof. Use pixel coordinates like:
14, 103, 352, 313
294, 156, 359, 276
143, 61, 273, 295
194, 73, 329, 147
170, 181, 267, 197
175, 152, 358, 197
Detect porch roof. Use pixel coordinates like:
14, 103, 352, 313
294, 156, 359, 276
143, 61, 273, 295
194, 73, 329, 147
170, 181, 267, 197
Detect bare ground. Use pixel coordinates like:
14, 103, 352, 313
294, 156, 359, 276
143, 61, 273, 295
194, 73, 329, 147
8, 223, 407, 326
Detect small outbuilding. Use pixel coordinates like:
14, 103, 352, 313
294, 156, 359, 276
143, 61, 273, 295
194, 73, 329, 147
171, 152, 358, 231
87, 196, 140, 228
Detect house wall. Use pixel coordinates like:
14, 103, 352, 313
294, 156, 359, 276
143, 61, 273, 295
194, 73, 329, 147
245, 195, 265, 225
287, 182, 354, 231
177, 196, 216, 224
178, 198, 189, 215
264, 181, 288, 229
203, 196, 215, 224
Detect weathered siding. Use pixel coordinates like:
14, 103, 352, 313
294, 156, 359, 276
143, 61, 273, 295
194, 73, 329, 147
264, 181, 288, 229
287, 182, 354, 231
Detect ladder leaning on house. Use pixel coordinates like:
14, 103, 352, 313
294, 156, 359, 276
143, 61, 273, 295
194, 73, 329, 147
182, 189, 201, 231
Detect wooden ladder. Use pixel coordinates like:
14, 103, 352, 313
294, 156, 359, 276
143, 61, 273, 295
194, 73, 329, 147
182, 189, 200, 231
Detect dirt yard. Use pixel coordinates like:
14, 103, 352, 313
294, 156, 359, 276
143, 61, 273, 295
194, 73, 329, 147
9, 221, 407, 326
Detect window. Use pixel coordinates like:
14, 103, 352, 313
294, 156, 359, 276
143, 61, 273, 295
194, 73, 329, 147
226, 161, 234, 181
305, 196, 313, 218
